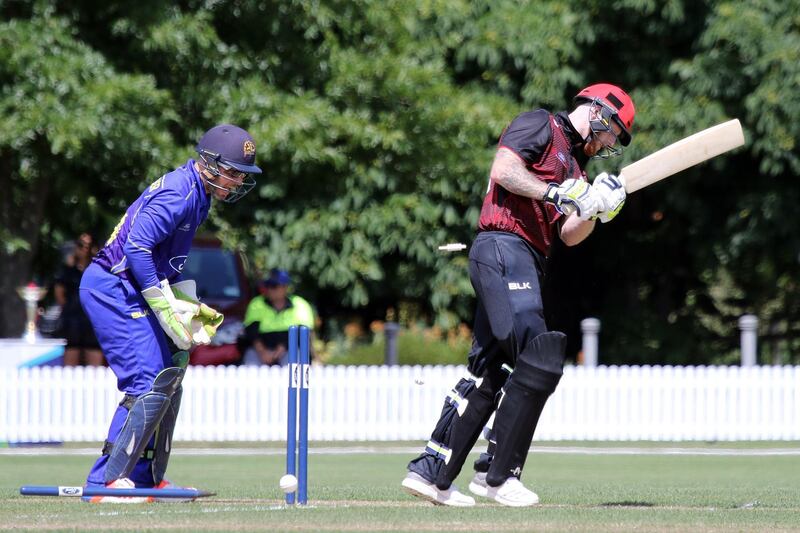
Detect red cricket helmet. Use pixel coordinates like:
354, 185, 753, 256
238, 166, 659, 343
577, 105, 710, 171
574, 83, 635, 146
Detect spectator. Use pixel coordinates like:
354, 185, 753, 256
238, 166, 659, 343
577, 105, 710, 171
55, 233, 104, 366
240, 269, 315, 366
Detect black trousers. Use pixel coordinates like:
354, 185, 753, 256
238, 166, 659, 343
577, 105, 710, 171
408, 231, 548, 487
467, 231, 548, 375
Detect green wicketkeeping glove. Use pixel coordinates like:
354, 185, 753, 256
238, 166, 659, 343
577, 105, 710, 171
142, 280, 196, 350
171, 280, 224, 344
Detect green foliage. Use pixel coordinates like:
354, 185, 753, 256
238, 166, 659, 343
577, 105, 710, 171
661, 0, 800, 363
0, 7, 178, 335
325, 328, 472, 366
441, 0, 589, 106
1, 0, 799, 364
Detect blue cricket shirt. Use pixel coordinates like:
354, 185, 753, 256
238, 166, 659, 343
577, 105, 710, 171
93, 159, 211, 291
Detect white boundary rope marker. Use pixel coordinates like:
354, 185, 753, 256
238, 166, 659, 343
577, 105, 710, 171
437, 243, 467, 252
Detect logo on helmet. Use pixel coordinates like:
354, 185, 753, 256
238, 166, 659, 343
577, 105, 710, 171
243, 140, 256, 157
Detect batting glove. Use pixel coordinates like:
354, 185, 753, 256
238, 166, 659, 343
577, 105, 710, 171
142, 280, 197, 350
593, 172, 626, 223
544, 178, 603, 219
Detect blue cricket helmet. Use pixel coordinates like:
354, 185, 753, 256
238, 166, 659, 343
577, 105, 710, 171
195, 124, 262, 203
195, 124, 262, 174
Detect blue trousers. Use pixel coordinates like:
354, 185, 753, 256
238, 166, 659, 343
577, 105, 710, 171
79, 263, 173, 486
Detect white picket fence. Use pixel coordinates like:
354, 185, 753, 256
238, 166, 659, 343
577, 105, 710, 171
1, 365, 798, 442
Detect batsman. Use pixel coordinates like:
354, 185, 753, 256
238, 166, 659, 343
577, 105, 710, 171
403, 84, 634, 506
79, 124, 262, 502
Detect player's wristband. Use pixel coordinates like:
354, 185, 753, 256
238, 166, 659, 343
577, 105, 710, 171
543, 182, 574, 215
543, 183, 560, 205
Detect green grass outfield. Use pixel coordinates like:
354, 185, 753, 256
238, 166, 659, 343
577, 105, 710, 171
1, 442, 799, 532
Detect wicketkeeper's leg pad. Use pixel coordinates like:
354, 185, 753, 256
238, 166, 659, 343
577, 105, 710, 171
485, 332, 566, 487
104, 367, 185, 483
150, 384, 183, 484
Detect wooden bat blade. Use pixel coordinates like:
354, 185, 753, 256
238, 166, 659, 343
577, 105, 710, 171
621, 119, 745, 193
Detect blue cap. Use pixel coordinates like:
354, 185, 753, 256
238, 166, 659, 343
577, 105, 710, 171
196, 124, 262, 174
263, 269, 292, 287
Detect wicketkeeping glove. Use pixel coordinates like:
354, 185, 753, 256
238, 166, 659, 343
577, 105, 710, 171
171, 280, 224, 345
142, 279, 198, 350
544, 178, 603, 219
593, 172, 626, 223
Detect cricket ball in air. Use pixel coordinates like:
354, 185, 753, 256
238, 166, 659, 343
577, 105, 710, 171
279, 474, 298, 493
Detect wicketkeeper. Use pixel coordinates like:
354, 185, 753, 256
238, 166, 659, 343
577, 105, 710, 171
403, 84, 635, 506
79, 124, 261, 502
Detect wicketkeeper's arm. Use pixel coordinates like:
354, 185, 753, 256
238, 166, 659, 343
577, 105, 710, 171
124, 188, 187, 291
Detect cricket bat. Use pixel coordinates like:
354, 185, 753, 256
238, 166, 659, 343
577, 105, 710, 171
621, 119, 745, 193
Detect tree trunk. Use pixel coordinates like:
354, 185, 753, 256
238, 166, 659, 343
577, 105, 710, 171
0, 251, 35, 338
0, 144, 51, 338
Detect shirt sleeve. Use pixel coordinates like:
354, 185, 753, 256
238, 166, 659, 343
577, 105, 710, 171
124, 187, 187, 290
498, 109, 552, 166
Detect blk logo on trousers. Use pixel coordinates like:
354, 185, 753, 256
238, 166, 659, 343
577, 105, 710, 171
508, 282, 532, 290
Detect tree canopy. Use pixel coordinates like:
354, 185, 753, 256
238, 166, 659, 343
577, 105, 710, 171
2, 0, 798, 364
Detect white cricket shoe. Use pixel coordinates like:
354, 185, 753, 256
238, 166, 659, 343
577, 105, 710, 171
468, 472, 539, 507
401, 472, 475, 507
468, 472, 490, 498
86, 477, 152, 504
